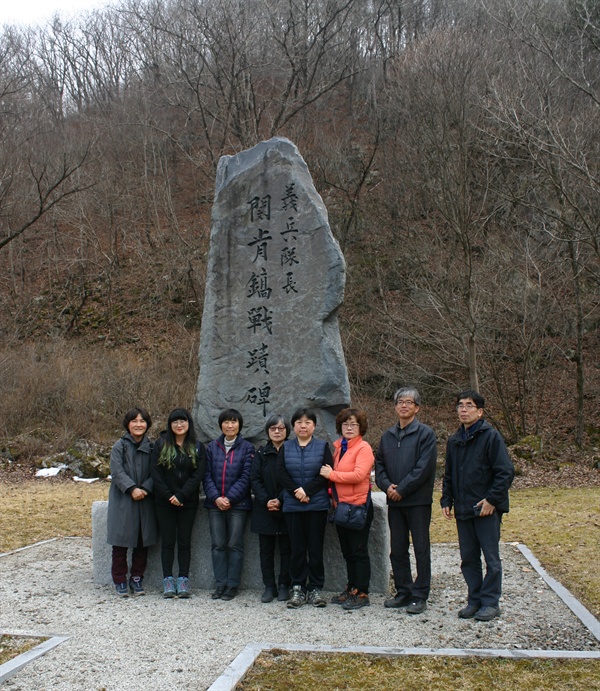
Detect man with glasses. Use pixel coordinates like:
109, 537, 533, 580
441, 390, 514, 621
375, 387, 437, 614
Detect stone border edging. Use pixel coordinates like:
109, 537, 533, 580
0, 635, 70, 684
0, 538, 59, 558
516, 542, 600, 642
208, 643, 600, 691
207, 541, 600, 690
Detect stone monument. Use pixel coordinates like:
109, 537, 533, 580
193, 137, 350, 443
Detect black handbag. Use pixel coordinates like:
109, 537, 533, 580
331, 485, 370, 531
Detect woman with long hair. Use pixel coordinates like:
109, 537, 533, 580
151, 408, 205, 598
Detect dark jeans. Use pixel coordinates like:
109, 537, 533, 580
336, 500, 374, 594
258, 533, 291, 589
111, 530, 148, 584
387, 504, 432, 600
456, 513, 502, 608
208, 508, 248, 588
285, 510, 328, 591
154, 503, 198, 578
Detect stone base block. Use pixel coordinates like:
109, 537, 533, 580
92, 493, 390, 593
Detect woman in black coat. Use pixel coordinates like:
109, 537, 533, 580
250, 414, 291, 603
151, 408, 205, 599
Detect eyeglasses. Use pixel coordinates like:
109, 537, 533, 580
269, 426, 286, 432
456, 403, 478, 410
341, 422, 359, 429
172, 420, 189, 426
396, 400, 415, 407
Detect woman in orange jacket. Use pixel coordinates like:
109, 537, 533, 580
320, 408, 374, 609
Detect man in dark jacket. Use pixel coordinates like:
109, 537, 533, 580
375, 387, 437, 614
441, 390, 514, 622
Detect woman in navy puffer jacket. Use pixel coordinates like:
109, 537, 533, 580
204, 408, 254, 601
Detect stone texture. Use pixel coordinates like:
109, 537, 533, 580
193, 137, 350, 443
91, 493, 390, 593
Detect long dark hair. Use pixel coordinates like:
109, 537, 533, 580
158, 408, 198, 469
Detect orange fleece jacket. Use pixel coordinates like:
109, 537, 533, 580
329, 436, 374, 505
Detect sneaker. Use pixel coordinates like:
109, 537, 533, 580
212, 586, 225, 600
331, 588, 351, 604
406, 598, 427, 614
128, 576, 145, 596
115, 581, 129, 598
163, 576, 177, 599
277, 584, 290, 602
474, 605, 500, 621
458, 603, 480, 619
176, 577, 191, 598
261, 586, 276, 603
384, 592, 412, 608
287, 585, 305, 609
307, 589, 327, 608
221, 586, 238, 601
342, 591, 370, 610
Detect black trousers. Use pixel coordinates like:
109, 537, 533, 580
154, 503, 198, 578
284, 510, 328, 591
258, 533, 291, 588
387, 504, 432, 600
335, 500, 374, 594
456, 513, 502, 608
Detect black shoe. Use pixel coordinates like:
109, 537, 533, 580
277, 584, 290, 602
458, 603, 480, 619
331, 588, 351, 605
211, 586, 225, 600
406, 598, 427, 614
474, 605, 500, 621
342, 591, 370, 610
261, 587, 276, 603
384, 592, 412, 608
221, 586, 238, 601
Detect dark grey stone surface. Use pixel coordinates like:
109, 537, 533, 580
193, 137, 350, 444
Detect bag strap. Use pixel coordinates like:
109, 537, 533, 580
331, 482, 371, 508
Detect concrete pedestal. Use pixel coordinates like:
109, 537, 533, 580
92, 493, 391, 593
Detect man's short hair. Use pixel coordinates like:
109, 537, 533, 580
393, 387, 421, 407
456, 390, 485, 408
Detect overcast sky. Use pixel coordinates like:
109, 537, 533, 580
0, 0, 112, 27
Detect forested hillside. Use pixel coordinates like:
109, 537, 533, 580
0, 0, 598, 459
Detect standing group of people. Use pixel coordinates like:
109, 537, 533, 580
106, 388, 514, 621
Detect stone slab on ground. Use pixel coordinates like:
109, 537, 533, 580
1, 537, 598, 690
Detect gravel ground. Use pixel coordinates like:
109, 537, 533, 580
1, 538, 598, 690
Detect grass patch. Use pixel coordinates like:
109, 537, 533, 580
0, 479, 108, 553
239, 651, 600, 690
0, 634, 46, 665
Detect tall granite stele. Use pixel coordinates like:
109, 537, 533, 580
193, 137, 350, 443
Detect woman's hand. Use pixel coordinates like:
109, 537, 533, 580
215, 496, 231, 511
319, 464, 332, 479
267, 498, 281, 511
131, 488, 147, 501
169, 495, 183, 507
294, 487, 309, 503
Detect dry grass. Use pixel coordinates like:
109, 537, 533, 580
0, 635, 45, 665
239, 652, 600, 690
0, 479, 108, 553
